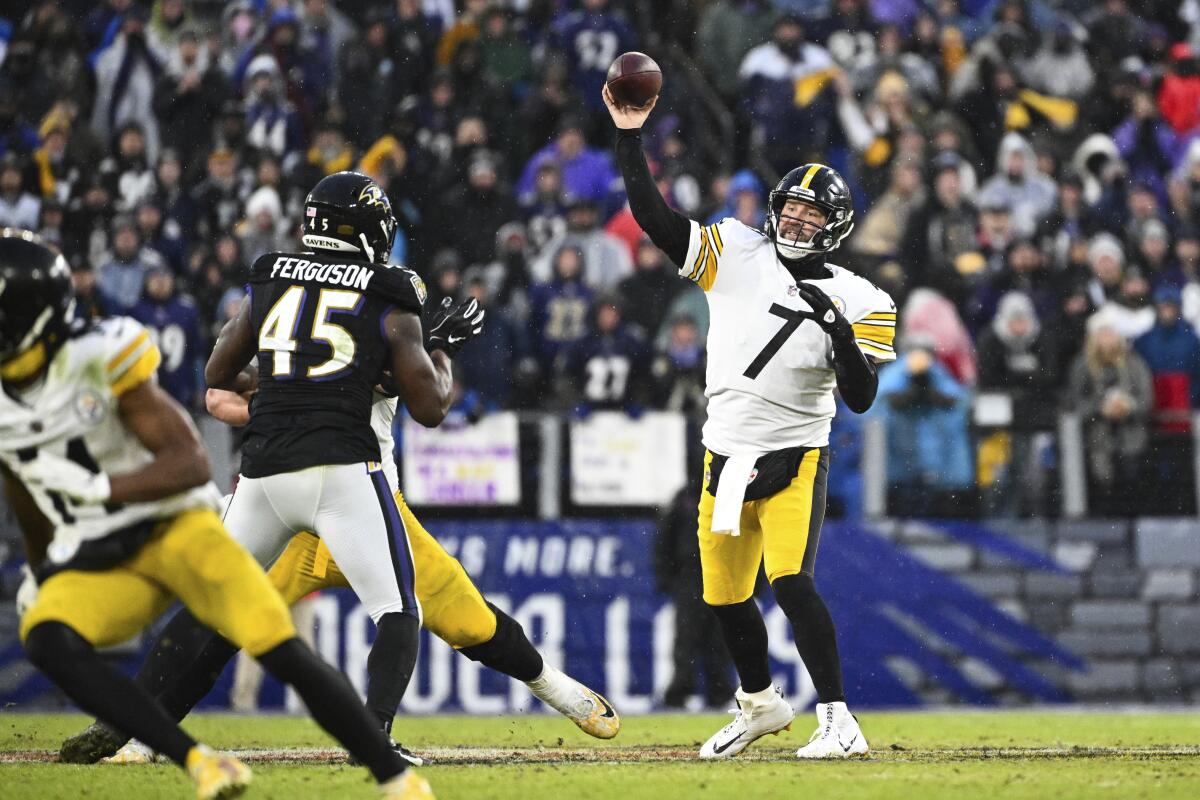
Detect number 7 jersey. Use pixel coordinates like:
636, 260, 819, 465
243, 251, 426, 479
681, 218, 897, 454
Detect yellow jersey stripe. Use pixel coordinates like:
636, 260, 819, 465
855, 339, 895, 354
690, 230, 711, 281
110, 345, 161, 397
853, 323, 897, 340
798, 164, 823, 190
106, 330, 151, 374
862, 312, 897, 321
708, 223, 724, 255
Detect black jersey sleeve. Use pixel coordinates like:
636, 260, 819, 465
247, 252, 284, 283
615, 128, 691, 266
369, 266, 427, 316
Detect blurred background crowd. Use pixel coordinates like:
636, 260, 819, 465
2, 0, 1200, 519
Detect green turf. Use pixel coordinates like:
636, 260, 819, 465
3, 711, 1199, 799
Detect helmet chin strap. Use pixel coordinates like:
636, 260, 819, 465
359, 233, 376, 264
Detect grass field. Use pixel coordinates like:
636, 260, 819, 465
2, 710, 1199, 799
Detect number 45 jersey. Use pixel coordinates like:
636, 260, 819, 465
243, 251, 426, 479
680, 218, 897, 455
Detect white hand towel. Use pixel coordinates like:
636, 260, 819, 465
711, 453, 760, 536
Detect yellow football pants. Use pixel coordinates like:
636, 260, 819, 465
269, 491, 497, 649
21, 508, 296, 656
697, 448, 830, 606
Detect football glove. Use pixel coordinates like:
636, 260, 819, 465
796, 282, 851, 338
20, 452, 112, 504
16, 564, 37, 618
427, 297, 486, 357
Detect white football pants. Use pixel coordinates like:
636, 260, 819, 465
221, 462, 419, 622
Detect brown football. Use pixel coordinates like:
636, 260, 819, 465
606, 52, 662, 109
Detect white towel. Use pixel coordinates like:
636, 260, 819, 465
711, 453, 760, 536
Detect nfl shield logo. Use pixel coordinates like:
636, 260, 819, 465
787, 285, 799, 296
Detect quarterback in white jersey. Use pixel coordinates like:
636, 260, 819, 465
607, 86, 892, 761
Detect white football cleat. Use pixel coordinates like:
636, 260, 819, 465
699, 686, 795, 759
102, 739, 156, 764
796, 701, 869, 759
527, 664, 620, 739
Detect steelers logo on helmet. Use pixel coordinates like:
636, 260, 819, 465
765, 164, 855, 261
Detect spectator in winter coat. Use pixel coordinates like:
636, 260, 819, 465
0, 154, 40, 230
901, 152, 978, 298
528, 245, 594, 374
546, 0, 637, 114
517, 117, 620, 210
241, 56, 304, 161
898, 287, 977, 386
91, 8, 164, 162
97, 215, 168, 313
98, 122, 157, 214
237, 186, 291, 263
1113, 90, 1178, 193
1068, 312, 1154, 516
617, 239, 684, 341
153, 25, 227, 166
650, 315, 707, 415
531, 197, 632, 290
1133, 283, 1200, 512
128, 264, 204, 410
1156, 42, 1200, 135
874, 341, 976, 517
977, 291, 1056, 426
434, 151, 519, 267
559, 297, 648, 412
979, 132, 1057, 236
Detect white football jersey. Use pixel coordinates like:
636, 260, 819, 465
0, 317, 221, 566
680, 218, 897, 454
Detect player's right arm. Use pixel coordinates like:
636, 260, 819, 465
382, 309, 454, 427
206, 388, 251, 427
604, 85, 692, 267
205, 296, 257, 391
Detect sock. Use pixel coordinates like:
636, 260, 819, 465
771, 573, 845, 704
459, 603, 544, 683
366, 612, 420, 731
257, 637, 406, 782
24, 622, 196, 766
708, 599, 771, 694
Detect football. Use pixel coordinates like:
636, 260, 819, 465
606, 52, 662, 109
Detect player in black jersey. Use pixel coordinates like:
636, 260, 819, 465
63, 173, 484, 775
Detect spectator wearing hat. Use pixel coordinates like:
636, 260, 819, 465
975, 185, 1017, 276
1068, 311, 1154, 516
128, 263, 204, 410
531, 195, 631, 291
851, 156, 926, 259
237, 185, 291, 263
97, 215, 168, 313
477, 5, 535, 99
520, 161, 570, 259
1133, 283, 1200, 513
1157, 42, 1200, 135
152, 150, 197, 248
0, 154, 40, 230
1132, 219, 1173, 279
153, 23, 228, 166
30, 122, 81, 205
63, 175, 115, 268
135, 199, 186, 273
387, 0, 440, 102
37, 198, 67, 250
1084, 232, 1128, 309
233, 6, 329, 124
98, 122, 157, 213
191, 149, 242, 241
91, 7, 164, 162
968, 238, 1058, 333
650, 314, 706, 415
242, 55, 304, 161
1114, 88, 1177, 192
979, 132, 1057, 237
901, 151, 978, 296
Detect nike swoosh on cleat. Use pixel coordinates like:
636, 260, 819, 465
840, 735, 857, 753
591, 693, 616, 719
713, 734, 744, 755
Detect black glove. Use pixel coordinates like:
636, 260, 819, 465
796, 282, 852, 339
426, 297, 485, 357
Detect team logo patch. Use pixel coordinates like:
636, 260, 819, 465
74, 387, 106, 425
746, 468, 759, 485
358, 183, 390, 211
410, 274, 428, 305
788, 285, 799, 296
831, 296, 847, 314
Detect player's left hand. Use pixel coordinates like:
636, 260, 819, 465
427, 297, 486, 357
20, 452, 112, 504
796, 282, 851, 337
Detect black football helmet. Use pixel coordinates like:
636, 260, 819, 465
301, 171, 398, 265
0, 229, 74, 382
765, 163, 855, 260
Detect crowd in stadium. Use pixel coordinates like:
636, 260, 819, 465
2, 0, 1200, 518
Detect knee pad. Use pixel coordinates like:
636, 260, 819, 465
24, 621, 89, 670
770, 573, 819, 618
